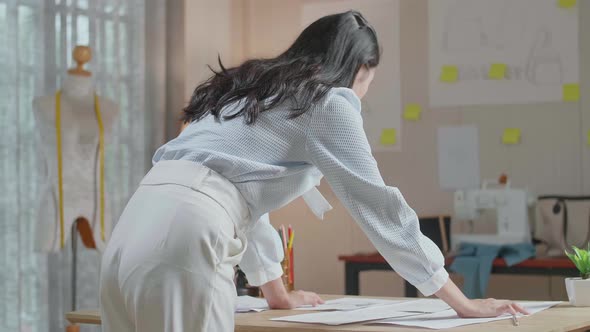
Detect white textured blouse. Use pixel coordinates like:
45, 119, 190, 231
152, 87, 448, 295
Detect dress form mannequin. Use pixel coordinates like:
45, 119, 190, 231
33, 46, 119, 253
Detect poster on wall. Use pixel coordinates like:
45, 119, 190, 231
429, 0, 579, 107
302, 0, 402, 152
437, 125, 480, 191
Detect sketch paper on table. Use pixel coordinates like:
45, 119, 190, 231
295, 297, 408, 311
437, 126, 480, 191
429, 0, 578, 106
373, 301, 561, 329
237, 296, 407, 313
235, 296, 269, 313
302, 0, 402, 151
390, 298, 451, 313
274, 299, 450, 325
272, 303, 419, 325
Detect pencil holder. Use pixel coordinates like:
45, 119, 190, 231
281, 253, 294, 291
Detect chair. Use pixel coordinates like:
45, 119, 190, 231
418, 215, 451, 255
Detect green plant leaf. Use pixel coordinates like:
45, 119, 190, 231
573, 246, 583, 260
566, 251, 581, 271
582, 250, 590, 271
566, 246, 590, 277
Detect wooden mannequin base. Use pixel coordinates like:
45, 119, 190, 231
66, 324, 80, 332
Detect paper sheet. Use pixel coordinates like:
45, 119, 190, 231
235, 296, 268, 313
374, 301, 561, 329
502, 128, 521, 145
563, 83, 580, 101
390, 298, 451, 313
559, 0, 576, 9
437, 126, 480, 191
295, 297, 407, 311
429, 0, 579, 106
488, 63, 507, 80
440, 65, 459, 82
237, 296, 406, 314
380, 128, 397, 145
272, 303, 419, 325
403, 104, 422, 121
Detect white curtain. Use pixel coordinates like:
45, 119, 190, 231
0, 0, 148, 331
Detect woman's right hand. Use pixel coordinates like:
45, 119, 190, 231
435, 278, 530, 318
457, 298, 530, 318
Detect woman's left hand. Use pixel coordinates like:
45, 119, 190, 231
283, 290, 325, 309
260, 277, 325, 309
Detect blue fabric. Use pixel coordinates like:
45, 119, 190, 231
450, 242, 535, 298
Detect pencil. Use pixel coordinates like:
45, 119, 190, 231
288, 230, 294, 250
289, 245, 294, 284
277, 228, 283, 247
511, 314, 519, 326
280, 225, 288, 251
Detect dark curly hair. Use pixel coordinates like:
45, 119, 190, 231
181, 10, 380, 125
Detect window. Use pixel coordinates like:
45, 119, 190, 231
0, 1, 146, 331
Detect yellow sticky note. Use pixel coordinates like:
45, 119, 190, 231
404, 104, 422, 121
563, 83, 580, 102
502, 128, 521, 145
440, 65, 458, 83
380, 128, 397, 145
488, 63, 507, 80
558, 0, 576, 8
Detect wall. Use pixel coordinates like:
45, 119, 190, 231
165, 0, 185, 139
165, 0, 245, 137
179, 0, 589, 300
183, 0, 245, 100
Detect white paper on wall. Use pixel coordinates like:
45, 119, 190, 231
429, 0, 579, 107
437, 125, 480, 191
302, 0, 402, 152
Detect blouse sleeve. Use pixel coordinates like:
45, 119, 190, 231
238, 213, 284, 286
304, 88, 448, 296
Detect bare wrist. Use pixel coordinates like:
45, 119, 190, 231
260, 277, 291, 309
266, 294, 292, 309
434, 278, 473, 317
454, 300, 476, 318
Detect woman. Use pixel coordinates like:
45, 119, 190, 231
100, 11, 528, 332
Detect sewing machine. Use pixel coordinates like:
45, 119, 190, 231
452, 180, 534, 250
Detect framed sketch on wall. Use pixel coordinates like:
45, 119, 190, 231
429, 0, 579, 107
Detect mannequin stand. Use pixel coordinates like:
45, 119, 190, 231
66, 217, 96, 332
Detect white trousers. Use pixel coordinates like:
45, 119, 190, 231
100, 160, 250, 332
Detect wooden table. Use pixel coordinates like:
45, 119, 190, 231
338, 253, 578, 297
66, 295, 590, 332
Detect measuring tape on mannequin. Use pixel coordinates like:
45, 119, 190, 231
55, 91, 105, 249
